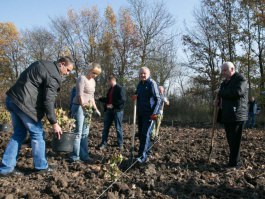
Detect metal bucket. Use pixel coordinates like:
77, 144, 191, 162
52, 132, 75, 152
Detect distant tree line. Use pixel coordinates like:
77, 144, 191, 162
1, 0, 265, 123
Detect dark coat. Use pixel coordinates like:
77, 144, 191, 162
219, 72, 248, 123
99, 84, 126, 111
6, 61, 62, 124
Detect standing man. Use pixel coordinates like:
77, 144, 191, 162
0, 57, 74, 176
247, 96, 257, 128
97, 75, 126, 150
132, 67, 161, 163
217, 62, 248, 168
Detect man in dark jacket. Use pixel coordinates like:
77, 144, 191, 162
218, 61, 248, 168
97, 75, 126, 150
132, 67, 161, 163
0, 57, 74, 176
246, 96, 257, 128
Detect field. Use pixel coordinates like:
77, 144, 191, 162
0, 121, 264, 199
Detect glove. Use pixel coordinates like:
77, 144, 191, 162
95, 109, 101, 117
150, 114, 158, 120
131, 95, 137, 101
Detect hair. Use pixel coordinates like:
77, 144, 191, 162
88, 62, 102, 75
139, 66, 150, 74
57, 56, 74, 65
108, 75, 116, 81
222, 61, 235, 70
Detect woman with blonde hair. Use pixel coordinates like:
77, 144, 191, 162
70, 63, 101, 163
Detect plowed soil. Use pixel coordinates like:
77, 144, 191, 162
0, 122, 264, 199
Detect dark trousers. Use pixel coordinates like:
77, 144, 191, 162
101, 109, 124, 147
224, 122, 245, 166
138, 114, 152, 160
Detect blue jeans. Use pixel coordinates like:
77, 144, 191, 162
101, 109, 124, 147
70, 104, 89, 161
247, 112, 256, 128
0, 96, 48, 175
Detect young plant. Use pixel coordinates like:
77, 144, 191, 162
108, 153, 123, 181
83, 100, 94, 125
0, 108, 11, 124
42, 108, 75, 132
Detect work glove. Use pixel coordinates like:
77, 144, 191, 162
131, 95, 137, 101
95, 109, 101, 117
150, 114, 158, 120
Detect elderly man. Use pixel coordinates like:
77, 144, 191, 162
132, 67, 161, 163
217, 62, 248, 168
0, 56, 74, 176
98, 75, 126, 150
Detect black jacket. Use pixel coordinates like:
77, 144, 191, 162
219, 72, 248, 123
99, 84, 126, 111
6, 61, 62, 124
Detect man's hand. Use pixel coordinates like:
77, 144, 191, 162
131, 95, 137, 101
107, 104, 113, 109
150, 114, 158, 120
52, 123, 63, 140
95, 109, 101, 117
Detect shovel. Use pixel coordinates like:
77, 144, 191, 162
208, 95, 219, 163
130, 98, 137, 164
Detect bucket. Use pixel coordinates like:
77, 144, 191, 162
52, 132, 75, 152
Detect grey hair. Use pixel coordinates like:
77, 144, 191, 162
139, 66, 150, 74
222, 62, 235, 70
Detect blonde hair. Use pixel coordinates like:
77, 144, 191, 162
88, 63, 101, 75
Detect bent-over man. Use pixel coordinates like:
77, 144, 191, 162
0, 57, 74, 176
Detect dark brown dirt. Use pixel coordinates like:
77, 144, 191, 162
0, 121, 264, 199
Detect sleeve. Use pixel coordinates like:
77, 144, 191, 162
44, 77, 60, 124
76, 76, 85, 97
151, 81, 161, 115
219, 77, 247, 100
253, 103, 258, 114
98, 97, 107, 103
113, 86, 126, 107
99, 87, 110, 104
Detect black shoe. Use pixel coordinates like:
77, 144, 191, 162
0, 169, 24, 177
35, 164, 57, 173
97, 144, 107, 150
35, 167, 55, 174
81, 157, 93, 164
226, 162, 242, 169
118, 145, 123, 151
66, 158, 79, 163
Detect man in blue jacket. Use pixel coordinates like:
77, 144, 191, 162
132, 67, 161, 163
0, 57, 74, 176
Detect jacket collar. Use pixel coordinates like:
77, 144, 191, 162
141, 77, 151, 84
54, 61, 61, 76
